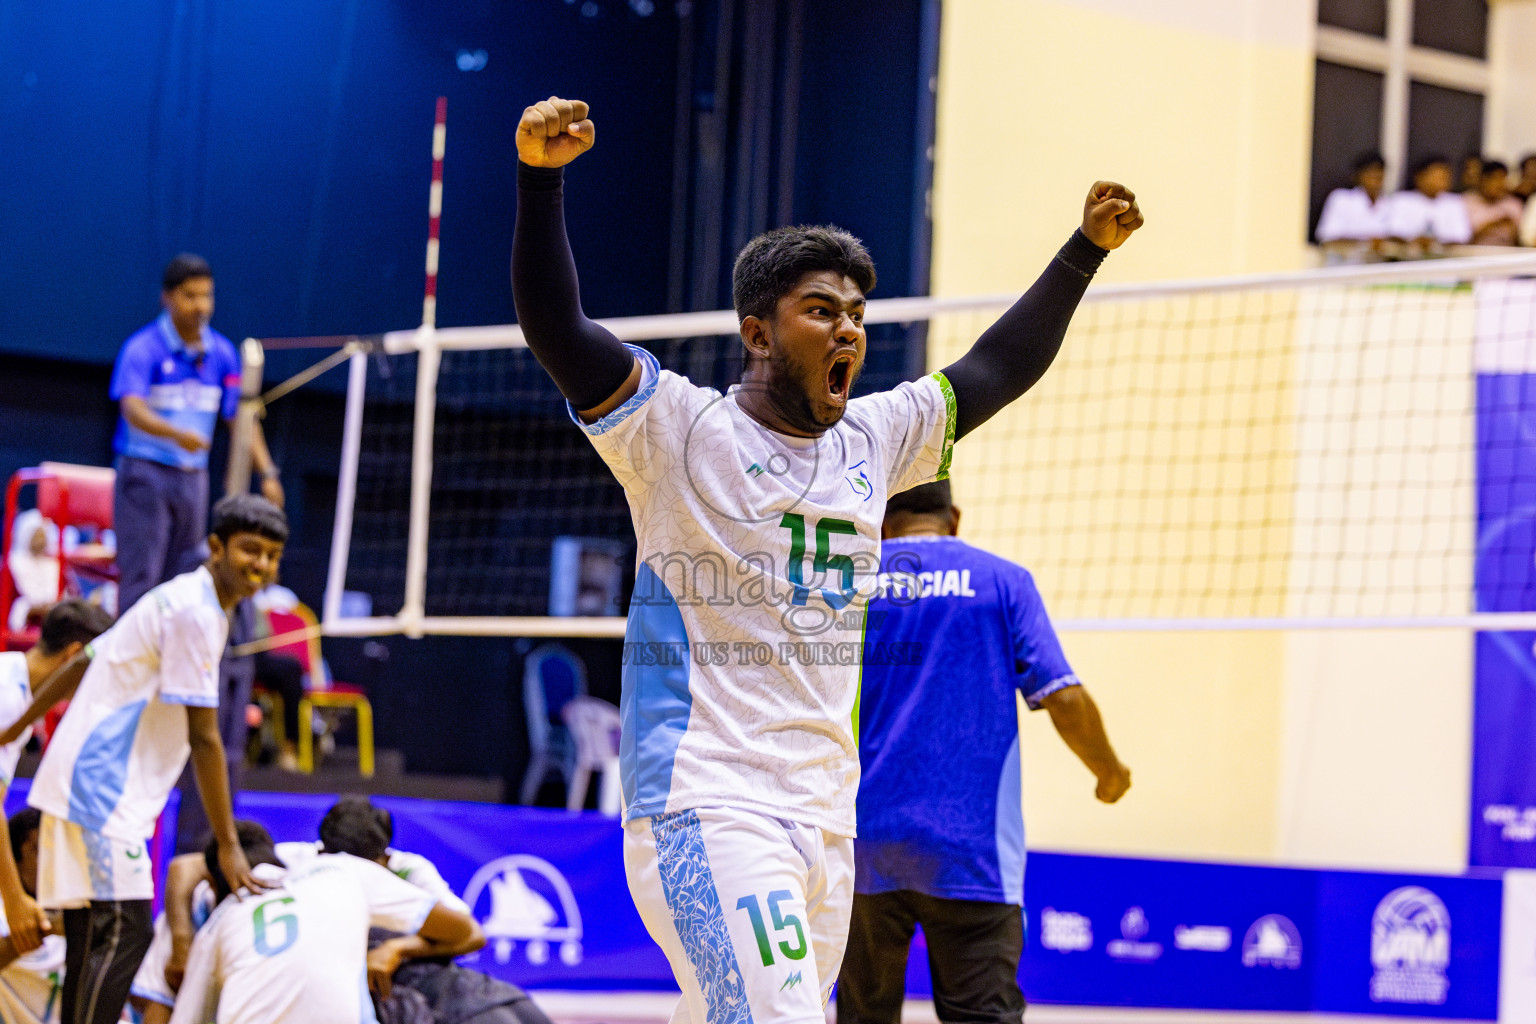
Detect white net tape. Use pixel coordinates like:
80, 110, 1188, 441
322, 252, 1536, 637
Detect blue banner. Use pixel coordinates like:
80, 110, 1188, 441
1473, 370, 1536, 869
0, 785, 1506, 1012
1018, 854, 1316, 1011
898, 853, 1501, 1018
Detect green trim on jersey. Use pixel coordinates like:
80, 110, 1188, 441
931, 371, 957, 480
852, 602, 871, 744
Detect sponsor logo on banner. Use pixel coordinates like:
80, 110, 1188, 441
1370, 886, 1450, 1005
1242, 914, 1303, 968
1483, 804, 1536, 842
1107, 906, 1163, 962
463, 854, 584, 968
1040, 908, 1093, 952
1173, 925, 1232, 952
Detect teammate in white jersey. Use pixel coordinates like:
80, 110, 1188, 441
0, 602, 114, 961
0, 810, 65, 1024
167, 821, 479, 1024
0, 495, 287, 1024
132, 796, 482, 1022
511, 96, 1143, 1021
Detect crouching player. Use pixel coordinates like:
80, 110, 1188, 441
0, 495, 287, 1024
167, 821, 480, 1024
0, 810, 64, 1024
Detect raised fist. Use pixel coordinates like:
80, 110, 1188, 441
1081, 181, 1144, 250
517, 96, 595, 168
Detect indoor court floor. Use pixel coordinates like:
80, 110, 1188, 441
528, 991, 1487, 1024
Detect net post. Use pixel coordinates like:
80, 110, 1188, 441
223, 338, 265, 497
423, 96, 446, 331
400, 326, 440, 638
323, 349, 370, 628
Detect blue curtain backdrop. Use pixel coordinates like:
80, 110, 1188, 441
0, 1, 681, 363
0, 0, 932, 365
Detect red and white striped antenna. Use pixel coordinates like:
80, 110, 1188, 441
423, 96, 447, 329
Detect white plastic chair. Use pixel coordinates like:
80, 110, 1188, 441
561, 695, 622, 815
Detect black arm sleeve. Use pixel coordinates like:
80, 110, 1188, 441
938, 230, 1108, 440
511, 162, 637, 411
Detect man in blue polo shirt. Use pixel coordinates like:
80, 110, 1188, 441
841, 479, 1131, 1024
111, 254, 282, 612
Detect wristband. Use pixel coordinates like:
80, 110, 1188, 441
1054, 229, 1110, 278
518, 162, 564, 192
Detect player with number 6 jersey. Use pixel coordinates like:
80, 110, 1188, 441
512, 94, 1142, 1022
167, 822, 478, 1024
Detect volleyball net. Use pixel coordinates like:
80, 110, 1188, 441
297, 250, 1536, 639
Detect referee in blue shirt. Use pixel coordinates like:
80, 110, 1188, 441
110, 254, 282, 611
840, 480, 1131, 1023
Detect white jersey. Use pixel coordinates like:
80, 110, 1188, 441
0, 652, 34, 788
581, 347, 953, 835
168, 854, 438, 1024
274, 841, 470, 914
0, 903, 65, 1024
134, 842, 465, 1009
29, 567, 225, 843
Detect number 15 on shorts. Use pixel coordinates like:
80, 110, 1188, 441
735, 890, 807, 966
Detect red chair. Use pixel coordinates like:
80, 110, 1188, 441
262, 602, 374, 777
2, 462, 117, 652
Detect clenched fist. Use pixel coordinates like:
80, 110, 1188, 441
517, 96, 595, 168
1081, 181, 1143, 250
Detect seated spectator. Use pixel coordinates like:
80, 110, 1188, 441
1316, 152, 1390, 262
1514, 154, 1536, 203
1459, 154, 1483, 193
6, 511, 58, 634
1522, 191, 1536, 248
1466, 161, 1526, 246
1384, 155, 1472, 254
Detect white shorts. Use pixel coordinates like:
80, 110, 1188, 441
37, 814, 154, 908
624, 806, 854, 1024
129, 914, 177, 1008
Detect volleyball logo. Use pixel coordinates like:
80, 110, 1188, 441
462, 854, 584, 969
1241, 914, 1301, 968
1369, 886, 1450, 1005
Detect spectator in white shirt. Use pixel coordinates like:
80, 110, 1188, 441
1521, 192, 1536, 248
1315, 152, 1390, 262
1384, 155, 1472, 255
1465, 160, 1526, 246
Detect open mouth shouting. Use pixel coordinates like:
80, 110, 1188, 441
826, 351, 857, 406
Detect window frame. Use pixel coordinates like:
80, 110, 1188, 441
1315, 0, 1488, 190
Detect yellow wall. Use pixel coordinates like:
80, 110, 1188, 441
932, 0, 1478, 871
930, 0, 1315, 293
932, 0, 1315, 864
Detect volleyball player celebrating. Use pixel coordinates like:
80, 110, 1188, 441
512, 95, 1141, 1023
